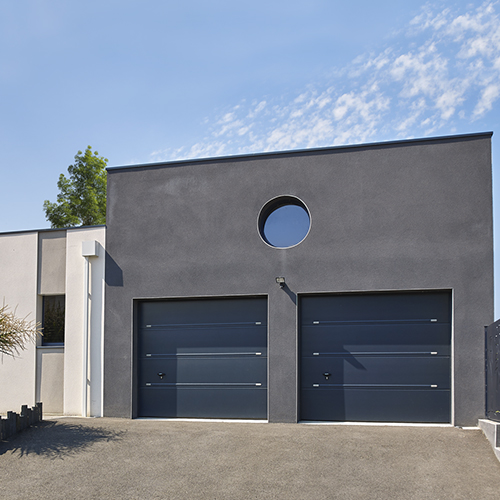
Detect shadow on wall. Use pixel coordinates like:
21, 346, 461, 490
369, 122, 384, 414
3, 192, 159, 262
280, 284, 296, 305
105, 251, 123, 287
0, 420, 124, 459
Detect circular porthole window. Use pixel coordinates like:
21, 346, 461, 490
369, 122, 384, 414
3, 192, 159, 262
258, 196, 311, 248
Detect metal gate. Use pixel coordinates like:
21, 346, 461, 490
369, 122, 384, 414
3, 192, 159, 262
486, 320, 500, 422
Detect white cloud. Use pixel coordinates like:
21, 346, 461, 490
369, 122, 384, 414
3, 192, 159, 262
409, 5, 451, 32
153, 1, 500, 162
246, 100, 267, 119
473, 82, 500, 117
435, 85, 466, 119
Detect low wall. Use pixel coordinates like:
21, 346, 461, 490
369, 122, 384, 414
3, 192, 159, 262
0, 403, 43, 440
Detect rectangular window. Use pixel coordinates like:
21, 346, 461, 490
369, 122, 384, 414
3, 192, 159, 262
42, 295, 65, 345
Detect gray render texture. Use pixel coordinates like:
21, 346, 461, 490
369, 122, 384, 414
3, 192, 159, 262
104, 132, 493, 426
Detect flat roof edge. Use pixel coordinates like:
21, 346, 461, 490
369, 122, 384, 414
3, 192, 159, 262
0, 224, 106, 237
107, 131, 493, 172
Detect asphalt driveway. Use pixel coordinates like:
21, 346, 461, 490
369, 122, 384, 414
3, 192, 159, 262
1, 418, 500, 499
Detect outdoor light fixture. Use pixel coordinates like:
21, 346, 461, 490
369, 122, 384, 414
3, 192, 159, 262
276, 277, 286, 288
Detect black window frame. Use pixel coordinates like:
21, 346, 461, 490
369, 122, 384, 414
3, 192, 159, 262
41, 295, 65, 346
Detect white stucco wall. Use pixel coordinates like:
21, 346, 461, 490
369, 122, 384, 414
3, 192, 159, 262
0, 232, 38, 413
36, 348, 64, 414
38, 230, 66, 295
64, 226, 106, 416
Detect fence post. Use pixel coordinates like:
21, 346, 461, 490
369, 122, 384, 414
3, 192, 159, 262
6, 411, 16, 438
27, 406, 33, 426
485, 326, 488, 418
20, 405, 28, 431
36, 402, 43, 422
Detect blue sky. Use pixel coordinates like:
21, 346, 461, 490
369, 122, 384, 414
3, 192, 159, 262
1, 1, 500, 311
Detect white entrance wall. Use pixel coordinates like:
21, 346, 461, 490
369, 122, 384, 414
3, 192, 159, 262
64, 227, 106, 416
0, 226, 105, 417
0, 232, 38, 413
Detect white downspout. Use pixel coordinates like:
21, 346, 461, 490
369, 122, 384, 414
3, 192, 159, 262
81, 240, 98, 418
82, 255, 90, 417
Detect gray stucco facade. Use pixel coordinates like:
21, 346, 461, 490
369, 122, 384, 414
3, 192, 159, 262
104, 132, 493, 426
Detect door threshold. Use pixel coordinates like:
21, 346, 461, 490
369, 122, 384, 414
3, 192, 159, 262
300, 420, 453, 427
136, 417, 268, 423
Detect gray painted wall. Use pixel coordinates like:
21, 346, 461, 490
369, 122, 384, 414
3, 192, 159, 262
104, 133, 493, 426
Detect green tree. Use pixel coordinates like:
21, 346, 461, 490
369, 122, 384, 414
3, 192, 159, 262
43, 146, 108, 228
0, 304, 41, 357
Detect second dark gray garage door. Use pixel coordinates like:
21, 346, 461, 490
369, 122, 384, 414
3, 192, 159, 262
300, 292, 451, 423
138, 297, 267, 419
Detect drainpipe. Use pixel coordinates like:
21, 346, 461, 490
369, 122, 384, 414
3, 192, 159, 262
82, 241, 98, 417
82, 255, 90, 417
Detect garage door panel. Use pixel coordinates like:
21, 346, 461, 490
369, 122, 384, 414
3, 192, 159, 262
301, 387, 451, 423
140, 356, 267, 385
139, 326, 267, 356
301, 356, 450, 388
301, 324, 450, 355
140, 387, 267, 419
300, 293, 450, 324
300, 292, 451, 423
138, 297, 267, 419
140, 298, 267, 327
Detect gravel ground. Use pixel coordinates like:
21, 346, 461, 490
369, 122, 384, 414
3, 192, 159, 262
1, 418, 500, 500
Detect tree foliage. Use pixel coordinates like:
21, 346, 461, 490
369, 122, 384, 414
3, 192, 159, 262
43, 146, 108, 228
0, 304, 41, 357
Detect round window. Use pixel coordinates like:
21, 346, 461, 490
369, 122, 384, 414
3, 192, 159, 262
258, 196, 311, 248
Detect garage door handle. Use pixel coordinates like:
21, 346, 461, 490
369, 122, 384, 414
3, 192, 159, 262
323, 372, 331, 380
158, 372, 165, 380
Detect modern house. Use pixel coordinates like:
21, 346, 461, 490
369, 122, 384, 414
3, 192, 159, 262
0, 132, 494, 427
0, 226, 105, 416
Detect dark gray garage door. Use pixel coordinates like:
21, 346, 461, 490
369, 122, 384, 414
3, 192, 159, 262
138, 297, 267, 419
300, 292, 451, 423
